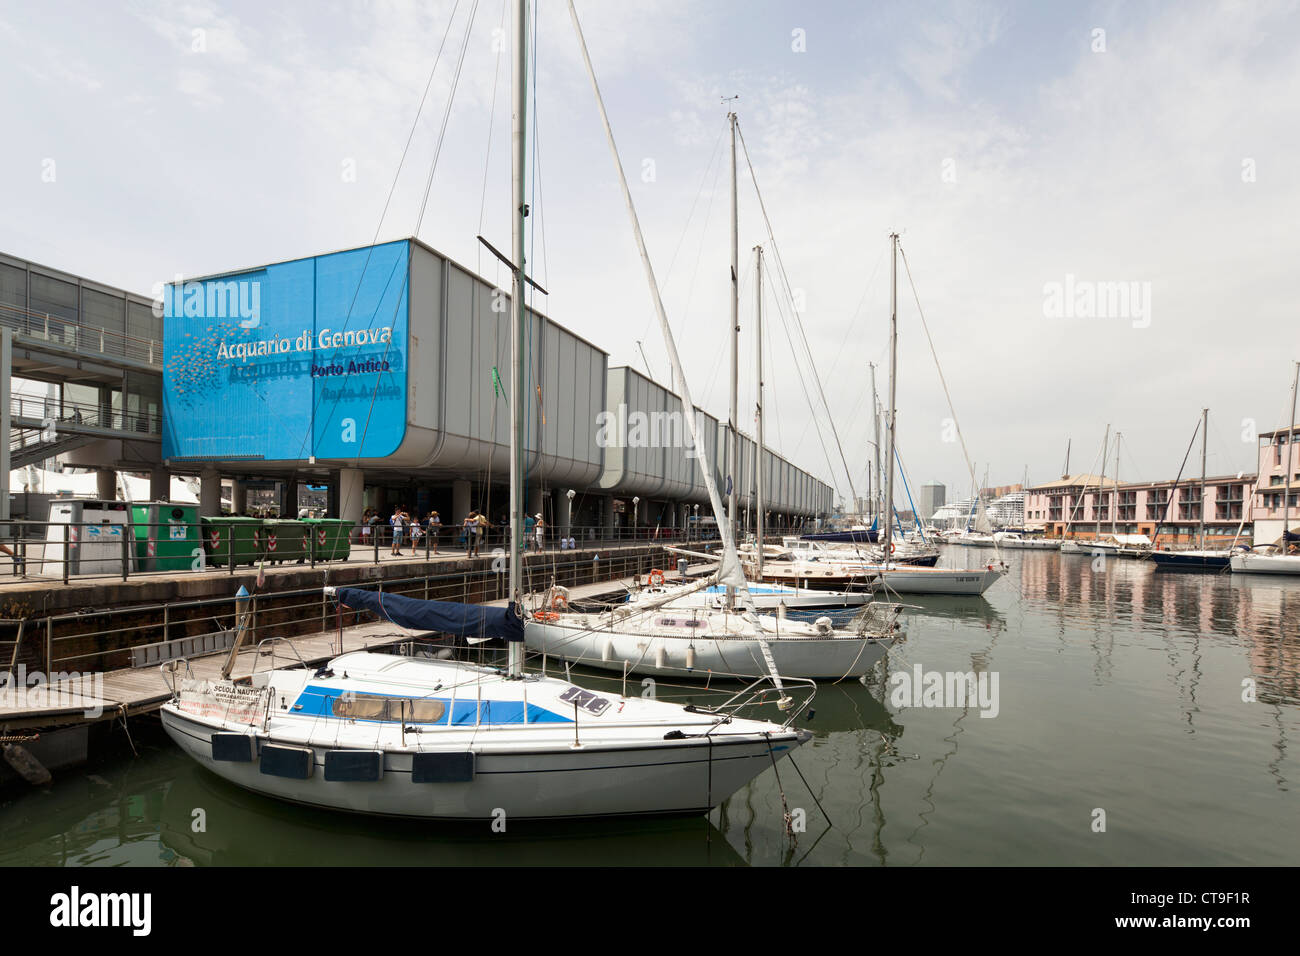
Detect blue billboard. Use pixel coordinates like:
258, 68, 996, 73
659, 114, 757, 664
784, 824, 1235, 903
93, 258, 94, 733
162, 240, 409, 462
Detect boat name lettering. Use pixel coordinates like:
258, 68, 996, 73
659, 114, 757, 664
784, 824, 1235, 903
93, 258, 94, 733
559, 686, 610, 716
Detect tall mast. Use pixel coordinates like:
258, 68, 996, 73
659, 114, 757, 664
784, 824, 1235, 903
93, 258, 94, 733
726, 109, 739, 608
1198, 408, 1208, 550
883, 234, 898, 563
1284, 362, 1300, 544
1112, 432, 1120, 537
754, 244, 764, 579
870, 362, 881, 522
507, 0, 528, 677
1095, 424, 1111, 540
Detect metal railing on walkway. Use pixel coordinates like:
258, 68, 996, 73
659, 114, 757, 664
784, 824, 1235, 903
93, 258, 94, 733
0, 301, 161, 368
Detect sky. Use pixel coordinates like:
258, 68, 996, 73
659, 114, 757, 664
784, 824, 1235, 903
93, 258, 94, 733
3, 0, 1298, 504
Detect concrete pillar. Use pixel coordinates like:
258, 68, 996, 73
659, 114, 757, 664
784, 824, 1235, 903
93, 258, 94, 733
151, 466, 170, 502
199, 468, 221, 516
338, 467, 365, 527
96, 467, 116, 500
558, 491, 574, 538
452, 479, 471, 525
280, 476, 300, 517
526, 486, 545, 526
601, 495, 615, 539
231, 479, 247, 514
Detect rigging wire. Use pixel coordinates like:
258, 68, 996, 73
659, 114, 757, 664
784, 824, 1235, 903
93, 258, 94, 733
735, 121, 858, 499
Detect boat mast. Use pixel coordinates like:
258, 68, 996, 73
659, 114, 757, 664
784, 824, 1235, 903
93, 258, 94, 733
1284, 361, 1300, 545
1095, 424, 1110, 540
726, 108, 739, 609
883, 233, 898, 563
754, 244, 764, 579
1112, 432, 1120, 537
1198, 408, 1208, 550
507, 0, 527, 678
870, 362, 881, 523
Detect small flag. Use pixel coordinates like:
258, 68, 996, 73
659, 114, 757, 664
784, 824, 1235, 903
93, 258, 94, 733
256, 560, 265, 589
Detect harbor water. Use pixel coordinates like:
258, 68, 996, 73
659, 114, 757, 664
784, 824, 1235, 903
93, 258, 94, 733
2, 548, 1296, 867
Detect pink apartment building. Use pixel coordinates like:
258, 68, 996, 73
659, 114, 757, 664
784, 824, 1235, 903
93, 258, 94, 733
1251, 423, 1300, 545
1023, 472, 1251, 544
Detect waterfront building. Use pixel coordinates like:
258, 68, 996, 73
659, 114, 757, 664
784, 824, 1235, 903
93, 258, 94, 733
3, 240, 834, 536
1251, 423, 1300, 545
918, 482, 945, 521
1023, 473, 1251, 544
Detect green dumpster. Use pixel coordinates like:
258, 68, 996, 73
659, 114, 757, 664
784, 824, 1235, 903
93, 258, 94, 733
303, 518, 352, 561
263, 518, 306, 563
131, 502, 202, 571
201, 516, 267, 567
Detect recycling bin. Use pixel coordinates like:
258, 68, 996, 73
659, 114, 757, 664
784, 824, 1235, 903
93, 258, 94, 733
132, 502, 202, 571
201, 516, 266, 567
303, 518, 352, 561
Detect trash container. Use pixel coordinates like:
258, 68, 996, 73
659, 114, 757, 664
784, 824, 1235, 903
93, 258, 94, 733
303, 518, 352, 562
262, 518, 305, 564
132, 502, 202, 571
45, 499, 133, 575
201, 516, 266, 567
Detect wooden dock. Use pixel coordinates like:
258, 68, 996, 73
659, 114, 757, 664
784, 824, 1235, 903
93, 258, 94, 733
0, 567, 706, 732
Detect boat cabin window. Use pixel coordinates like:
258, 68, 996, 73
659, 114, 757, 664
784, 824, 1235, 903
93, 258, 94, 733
331, 694, 447, 722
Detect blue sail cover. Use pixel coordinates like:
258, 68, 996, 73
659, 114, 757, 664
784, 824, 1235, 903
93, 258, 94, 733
335, 588, 525, 643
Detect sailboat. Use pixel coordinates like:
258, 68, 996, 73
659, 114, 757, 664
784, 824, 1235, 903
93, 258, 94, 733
1150, 409, 1232, 570
524, 112, 902, 680
1232, 361, 1300, 576
820, 234, 1005, 597
159, 0, 810, 820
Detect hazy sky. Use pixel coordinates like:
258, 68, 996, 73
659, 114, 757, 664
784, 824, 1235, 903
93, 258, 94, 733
4, 0, 1298, 502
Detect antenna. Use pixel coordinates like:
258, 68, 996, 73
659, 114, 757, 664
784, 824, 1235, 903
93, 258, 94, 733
635, 340, 655, 381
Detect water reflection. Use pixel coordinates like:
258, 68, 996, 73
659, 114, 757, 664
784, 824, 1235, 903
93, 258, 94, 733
3, 551, 1298, 866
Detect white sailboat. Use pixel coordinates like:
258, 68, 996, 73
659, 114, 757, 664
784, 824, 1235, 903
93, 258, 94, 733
1232, 361, 1300, 576
160, 0, 811, 820
829, 234, 1006, 597
523, 103, 902, 680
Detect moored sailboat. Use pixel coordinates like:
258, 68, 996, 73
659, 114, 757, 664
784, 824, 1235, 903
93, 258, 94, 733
160, 0, 811, 820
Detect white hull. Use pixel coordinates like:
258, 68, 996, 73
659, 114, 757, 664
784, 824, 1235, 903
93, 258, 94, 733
1230, 552, 1300, 575
992, 536, 1059, 550
875, 565, 1005, 595
526, 619, 893, 680
160, 651, 807, 820
162, 708, 797, 820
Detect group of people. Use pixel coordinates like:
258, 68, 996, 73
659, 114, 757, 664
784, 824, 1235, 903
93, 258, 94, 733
359, 507, 444, 556
357, 506, 550, 557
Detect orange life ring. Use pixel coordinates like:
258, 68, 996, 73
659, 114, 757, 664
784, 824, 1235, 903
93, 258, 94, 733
550, 592, 568, 611
534, 610, 560, 622
648, 568, 666, 587
889, 542, 896, 554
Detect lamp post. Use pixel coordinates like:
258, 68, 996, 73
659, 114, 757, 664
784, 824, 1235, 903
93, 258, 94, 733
632, 496, 640, 540
565, 488, 576, 547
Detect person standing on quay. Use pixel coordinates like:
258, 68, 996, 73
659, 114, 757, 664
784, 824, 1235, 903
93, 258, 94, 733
428, 511, 441, 554
391, 505, 405, 556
